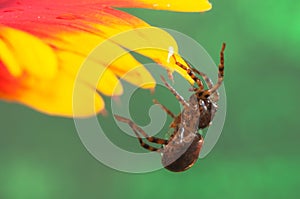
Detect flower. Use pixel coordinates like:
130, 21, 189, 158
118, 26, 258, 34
0, 0, 211, 117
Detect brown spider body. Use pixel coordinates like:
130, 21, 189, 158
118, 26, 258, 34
162, 133, 203, 172
161, 95, 203, 172
161, 91, 219, 171
115, 43, 226, 172
170, 97, 218, 131
197, 98, 218, 129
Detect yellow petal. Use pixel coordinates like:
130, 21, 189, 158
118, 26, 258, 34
109, 27, 194, 84
87, 34, 157, 89
126, 0, 212, 12
0, 39, 22, 77
110, 61, 156, 89
18, 70, 104, 117
0, 26, 58, 79
56, 50, 123, 96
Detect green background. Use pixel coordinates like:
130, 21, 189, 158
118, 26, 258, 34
1, 0, 299, 198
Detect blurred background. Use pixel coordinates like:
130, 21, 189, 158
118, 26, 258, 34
1, 0, 299, 198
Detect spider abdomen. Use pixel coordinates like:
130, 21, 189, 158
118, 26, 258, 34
198, 99, 218, 129
161, 134, 203, 172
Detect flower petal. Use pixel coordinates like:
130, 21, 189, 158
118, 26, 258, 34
18, 71, 105, 117
0, 26, 58, 79
0, 39, 22, 77
56, 50, 123, 96
108, 26, 195, 83
0, 0, 211, 117
0, 61, 21, 96
116, 0, 212, 12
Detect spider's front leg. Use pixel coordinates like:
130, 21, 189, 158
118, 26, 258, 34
171, 54, 204, 91
153, 99, 176, 119
160, 76, 189, 109
199, 43, 226, 99
190, 68, 219, 102
153, 99, 181, 134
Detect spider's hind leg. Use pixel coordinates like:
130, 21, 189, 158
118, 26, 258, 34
115, 115, 168, 152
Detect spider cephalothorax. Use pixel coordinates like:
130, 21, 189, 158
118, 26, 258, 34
115, 43, 226, 172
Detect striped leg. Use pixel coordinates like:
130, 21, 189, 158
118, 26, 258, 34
190, 68, 219, 102
153, 99, 176, 119
160, 75, 189, 108
198, 43, 226, 99
182, 57, 219, 102
114, 115, 168, 152
172, 55, 204, 90
153, 99, 181, 131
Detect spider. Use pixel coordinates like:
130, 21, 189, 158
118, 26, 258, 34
115, 43, 226, 172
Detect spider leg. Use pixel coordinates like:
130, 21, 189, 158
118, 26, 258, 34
190, 68, 219, 102
182, 57, 219, 102
172, 54, 204, 90
160, 75, 189, 108
114, 115, 168, 152
153, 99, 176, 119
199, 43, 226, 98
152, 99, 182, 134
